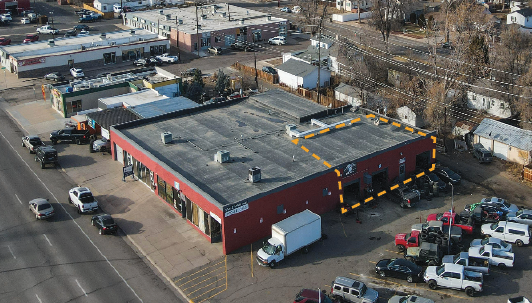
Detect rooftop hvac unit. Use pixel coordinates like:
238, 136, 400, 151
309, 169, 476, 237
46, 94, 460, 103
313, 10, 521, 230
249, 167, 261, 183
240, 19, 244, 25
214, 150, 230, 163
110, 41, 116, 45
267, 14, 271, 20
161, 131, 172, 144
285, 124, 296, 135
130, 29, 136, 35
165, 14, 171, 20
81, 45, 86, 50
100, 33, 107, 40
178, 19, 183, 24
47, 39, 55, 47
159, 9, 164, 15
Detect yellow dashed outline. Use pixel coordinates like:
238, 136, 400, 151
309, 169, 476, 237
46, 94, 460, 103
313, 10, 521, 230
290, 115, 437, 213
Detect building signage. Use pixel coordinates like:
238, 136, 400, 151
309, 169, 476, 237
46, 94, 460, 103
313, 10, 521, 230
122, 164, 134, 181
18, 57, 45, 66
343, 162, 357, 177
399, 157, 406, 164
224, 201, 248, 217
88, 118, 96, 129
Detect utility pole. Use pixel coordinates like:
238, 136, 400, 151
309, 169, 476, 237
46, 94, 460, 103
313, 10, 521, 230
254, 51, 258, 89
316, 5, 327, 105
227, 3, 230, 21
196, 2, 200, 57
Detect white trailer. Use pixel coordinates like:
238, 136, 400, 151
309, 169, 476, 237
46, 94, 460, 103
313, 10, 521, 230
256, 210, 321, 268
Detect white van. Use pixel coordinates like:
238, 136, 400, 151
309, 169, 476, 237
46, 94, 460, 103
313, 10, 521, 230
481, 221, 531, 247
113, 4, 122, 13
268, 36, 286, 45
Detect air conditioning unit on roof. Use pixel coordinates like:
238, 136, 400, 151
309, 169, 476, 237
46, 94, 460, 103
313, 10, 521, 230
214, 150, 230, 163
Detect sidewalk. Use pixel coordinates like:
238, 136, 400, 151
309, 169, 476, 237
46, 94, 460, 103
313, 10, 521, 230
4, 99, 224, 302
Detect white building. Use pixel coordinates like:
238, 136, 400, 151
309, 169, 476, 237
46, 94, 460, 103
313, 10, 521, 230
474, 118, 532, 165
0, 29, 169, 78
336, 0, 372, 12
93, 0, 116, 13
396, 106, 425, 128
466, 91, 511, 118
276, 59, 331, 89
335, 83, 362, 106
507, 8, 532, 28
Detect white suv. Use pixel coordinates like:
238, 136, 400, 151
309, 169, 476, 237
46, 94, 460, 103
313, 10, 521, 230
268, 36, 286, 45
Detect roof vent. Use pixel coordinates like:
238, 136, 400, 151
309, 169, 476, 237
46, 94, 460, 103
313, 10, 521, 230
130, 29, 136, 35
249, 167, 261, 183
165, 14, 171, 20
159, 9, 164, 15
178, 19, 183, 24
161, 131, 172, 144
214, 150, 230, 163
267, 14, 271, 20
373, 118, 380, 126
48, 39, 55, 47
100, 33, 107, 40
240, 18, 244, 25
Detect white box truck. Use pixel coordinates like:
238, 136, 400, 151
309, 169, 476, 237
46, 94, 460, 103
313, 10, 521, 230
256, 209, 321, 268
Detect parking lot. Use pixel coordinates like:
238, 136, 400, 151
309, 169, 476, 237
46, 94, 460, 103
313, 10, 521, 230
204, 152, 532, 303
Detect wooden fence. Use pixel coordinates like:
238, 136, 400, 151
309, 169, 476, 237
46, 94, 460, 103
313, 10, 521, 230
525, 165, 532, 183
232, 62, 278, 84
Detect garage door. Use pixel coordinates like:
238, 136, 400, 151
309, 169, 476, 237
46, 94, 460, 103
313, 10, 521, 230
493, 141, 508, 160
479, 137, 492, 151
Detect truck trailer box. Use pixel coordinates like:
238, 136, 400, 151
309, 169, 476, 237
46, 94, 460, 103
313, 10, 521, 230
272, 209, 322, 255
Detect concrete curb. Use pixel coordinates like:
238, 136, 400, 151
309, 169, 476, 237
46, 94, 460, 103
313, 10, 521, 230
125, 234, 192, 303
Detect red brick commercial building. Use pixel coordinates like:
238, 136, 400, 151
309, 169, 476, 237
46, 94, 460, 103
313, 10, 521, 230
1, 0, 30, 14
110, 89, 435, 254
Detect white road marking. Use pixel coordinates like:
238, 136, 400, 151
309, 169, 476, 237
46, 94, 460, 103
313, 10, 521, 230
75, 279, 87, 297
7, 245, 16, 259
15, 193, 22, 205
35, 294, 42, 303
0, 131, 143, 302
43, 234, 52, 246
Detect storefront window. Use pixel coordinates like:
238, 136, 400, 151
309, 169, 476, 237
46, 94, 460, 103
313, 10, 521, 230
103, 52, 116, 64
66, 100, 82, 115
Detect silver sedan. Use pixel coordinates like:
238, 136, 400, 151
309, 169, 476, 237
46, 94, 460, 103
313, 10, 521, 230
29, 198, 55, 220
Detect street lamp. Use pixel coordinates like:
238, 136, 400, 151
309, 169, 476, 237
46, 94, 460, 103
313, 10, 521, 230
448, 182, 454, 254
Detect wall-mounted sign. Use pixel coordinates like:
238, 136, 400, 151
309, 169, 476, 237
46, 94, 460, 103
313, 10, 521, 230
224, 201, 248, 217
18, 57, 45, 66
122, 164, 134, 181
343, 162, 357, 177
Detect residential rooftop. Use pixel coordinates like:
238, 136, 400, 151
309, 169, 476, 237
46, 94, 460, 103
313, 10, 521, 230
0, 29, 160, 60
124, 3, 286, 35
475, 118, 532, 151
113, 90, 429, 209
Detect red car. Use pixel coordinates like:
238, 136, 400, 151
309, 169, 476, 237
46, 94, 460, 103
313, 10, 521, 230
294, 289, 336, 303
23, 34, 39, 43
0, 37, 11, 45
426, 211, 474, 234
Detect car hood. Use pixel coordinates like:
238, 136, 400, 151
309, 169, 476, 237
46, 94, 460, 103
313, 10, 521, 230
93, 139, 108, 146
470, 239, 482, 247
424, 265, 437, 277
375, 259, 391, 270
426, 214, 438, 221
411, 223, 424, 232
480, 224, 492, 234
362, 287, 378, 302
50, 130, 59, 136
395, 233, 407, 241
442, 254, 455, 264
508, 204, 519, 212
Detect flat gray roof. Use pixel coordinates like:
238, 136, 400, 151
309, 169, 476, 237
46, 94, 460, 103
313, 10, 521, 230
276, 59, 317, 78
115, 93, 427, 209
250, 89, 328, 121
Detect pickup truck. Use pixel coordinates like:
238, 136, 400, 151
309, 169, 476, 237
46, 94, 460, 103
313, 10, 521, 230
50, 128, 90, 145
426, 211, 474, 234
36, 25, 59, 35
79, 15, 97, 23
390, 184, 420, 208
468, 244, 515, 268
424, 264, 483, 297
395, 230, 421, 252
156, 53, 179, 63
405, 242, 442, 266
481, 221, 530, 246
411, 220, 462, 243
68, 187, 99, 214
461, 204, 504, 225
509, 297, 531, 303
442, 252, 490, 275
22, 135, 45, 153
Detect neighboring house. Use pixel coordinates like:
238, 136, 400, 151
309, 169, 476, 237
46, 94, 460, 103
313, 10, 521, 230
93, 0, 115, 13
453, 121, 477, 137
396, 106, 425, 128
474, 118, 532, 165
276, 59, 331, 89
466, 90, 511, 118
335, 83, 363, 106
282, 34, 344, 73
336, 0, 372, 12
125, 4, 286, 53
507, 8, 532, 27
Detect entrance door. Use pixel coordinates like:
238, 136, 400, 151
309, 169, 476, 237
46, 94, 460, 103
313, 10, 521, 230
493, 141, 508, 160
399, 163, 406, 181
68, 59, 74, 69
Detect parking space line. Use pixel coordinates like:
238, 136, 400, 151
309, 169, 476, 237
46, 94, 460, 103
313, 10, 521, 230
35, 294, 42, 303
7, 245, 16, 259
15, 194, 22, 205
385, 249, 401, 254
369, 261, 376, 264
43, 234, 52, 246
75, 279, 87, 297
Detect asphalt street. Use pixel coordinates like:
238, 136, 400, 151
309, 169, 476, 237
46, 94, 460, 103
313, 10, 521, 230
0, 106, 182, 302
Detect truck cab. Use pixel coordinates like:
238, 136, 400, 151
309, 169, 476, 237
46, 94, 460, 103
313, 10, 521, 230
442, 252, 490, 275
427, 212, 473, 234
395, 230, 420, 252
424, 264, 483, 297
405, 242, 442, 266
257, 238, 284, 268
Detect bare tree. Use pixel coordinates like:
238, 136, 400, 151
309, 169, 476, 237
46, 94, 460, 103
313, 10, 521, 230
370, 0, 409, 48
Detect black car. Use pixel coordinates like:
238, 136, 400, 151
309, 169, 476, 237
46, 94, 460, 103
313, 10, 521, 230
435, 167, 461, 185
181, 68, 200, 77
133, 58, 149, 67
262, 66, 277, 75
73, 24, 90, 31
149, 57, 163, 66
64, 29, 77, 37
375, 258, 424, 283
44, 72, 65, 82
34, 146, 58, 169
230, 41, 254, 52
91, 214, 118, 235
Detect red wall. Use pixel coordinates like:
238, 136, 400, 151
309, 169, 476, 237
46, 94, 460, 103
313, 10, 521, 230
0, 0, 30, 13
111, 128, 435, 254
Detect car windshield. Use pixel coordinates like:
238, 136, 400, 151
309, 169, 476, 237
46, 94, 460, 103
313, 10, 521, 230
479, 247, 485, 255
79, 193, 94, 203
481, 238, 488, 245
436, 266, 445, 275
452, 253, 461, 263
29, 138, 42, 144
436, 213, 444, 220
490, 222, 499, 230
262, 241, 276, 255
516, 209, 523, 216
37, 203, 51, 211
360, 284, 367, 296
502, 201, 510, 208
